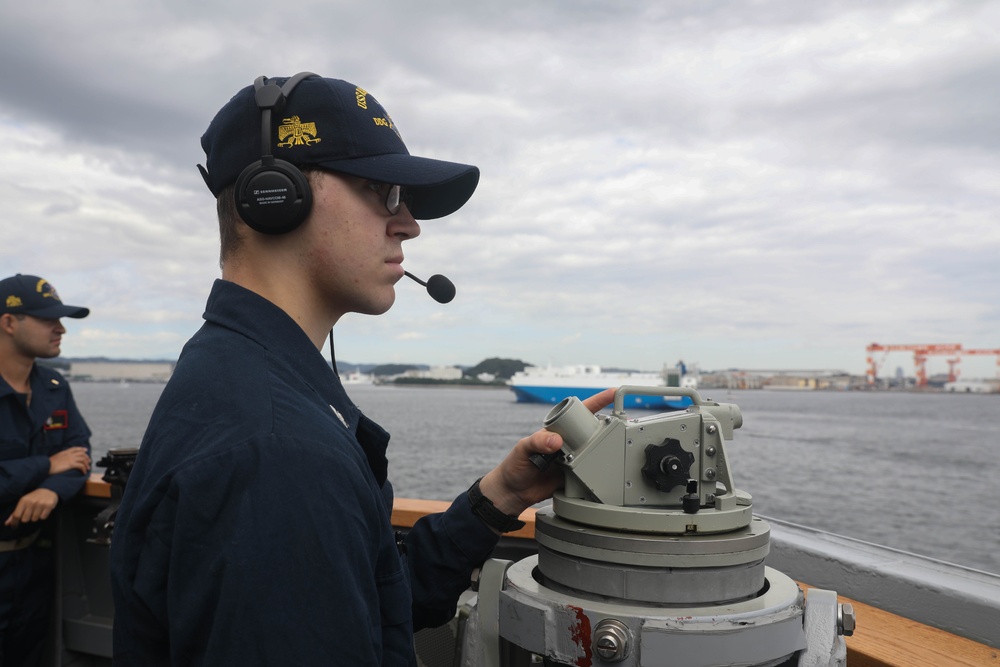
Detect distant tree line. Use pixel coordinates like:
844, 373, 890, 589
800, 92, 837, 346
463, 358, 530, 380
355, 358, 532, 382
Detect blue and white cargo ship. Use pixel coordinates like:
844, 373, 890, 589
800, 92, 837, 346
507, 363, 695, 410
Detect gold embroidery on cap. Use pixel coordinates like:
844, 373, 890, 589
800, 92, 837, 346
355, 87, 368, 110
35, 279, 59, 300
5, 296, 22, 308
374, 111, 400, 139
277, 116, 321, 148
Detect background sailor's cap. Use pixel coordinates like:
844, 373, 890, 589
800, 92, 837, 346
0, 274, 90, 319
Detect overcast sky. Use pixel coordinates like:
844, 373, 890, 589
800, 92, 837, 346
2, 1, 998, 378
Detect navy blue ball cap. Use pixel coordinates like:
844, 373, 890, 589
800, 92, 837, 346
199, 74, 479, 220
0, 274, 89, 319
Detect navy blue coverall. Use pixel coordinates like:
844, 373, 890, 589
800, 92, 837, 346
0, 364, 91, 664
110, 280, 503, 666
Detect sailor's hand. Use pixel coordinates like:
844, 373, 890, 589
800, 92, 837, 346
49, 447, 91, 475
4, 488, 59, 528
478, 387, 616, 517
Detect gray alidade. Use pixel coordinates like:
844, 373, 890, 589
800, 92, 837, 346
466, 387, 853, 667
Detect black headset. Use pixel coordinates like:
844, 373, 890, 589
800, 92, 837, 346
234, 72, 318, 235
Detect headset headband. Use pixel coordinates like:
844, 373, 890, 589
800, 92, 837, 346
253, 72, 318, 165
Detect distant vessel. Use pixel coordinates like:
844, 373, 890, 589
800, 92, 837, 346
507, 364, 695, 410
342, 371, 374, 385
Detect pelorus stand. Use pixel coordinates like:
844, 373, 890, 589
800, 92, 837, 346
465, 386, 853, 667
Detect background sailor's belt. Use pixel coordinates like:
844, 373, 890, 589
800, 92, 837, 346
0, 531, 40, 552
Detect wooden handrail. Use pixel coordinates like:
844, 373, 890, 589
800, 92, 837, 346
832, 591, 999, 666
390, 497, 538, 539
84, 480, 998, 665
85, 473, 112, 498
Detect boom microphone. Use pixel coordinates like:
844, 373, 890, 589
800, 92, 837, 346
404, 271, 456, 304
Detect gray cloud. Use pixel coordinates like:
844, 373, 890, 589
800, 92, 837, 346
1, 0, 997, 376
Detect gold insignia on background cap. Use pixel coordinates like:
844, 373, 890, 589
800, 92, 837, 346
6, 296, 22, 308
35, 278, 59, 300
277, 116, 321, 148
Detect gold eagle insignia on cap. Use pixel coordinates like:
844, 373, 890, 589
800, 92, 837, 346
277, 116, 321, 148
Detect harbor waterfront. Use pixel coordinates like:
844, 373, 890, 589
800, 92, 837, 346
72, 381, 1000, 576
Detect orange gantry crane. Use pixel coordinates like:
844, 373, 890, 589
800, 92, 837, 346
865, 343, 963, 387
866, 344, 1000, 386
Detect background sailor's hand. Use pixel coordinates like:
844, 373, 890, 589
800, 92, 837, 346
49, 446, 91, 475
4, 488, 59, 528
478, 387, 616, 517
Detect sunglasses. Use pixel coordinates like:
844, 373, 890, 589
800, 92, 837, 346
367, 182, 412, 215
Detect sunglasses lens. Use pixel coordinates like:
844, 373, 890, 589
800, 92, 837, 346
386, 185, 402, 214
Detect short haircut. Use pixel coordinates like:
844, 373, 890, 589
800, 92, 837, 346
216, 183, 242, 267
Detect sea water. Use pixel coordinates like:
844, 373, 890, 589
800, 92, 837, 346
72, 381, 1000, 575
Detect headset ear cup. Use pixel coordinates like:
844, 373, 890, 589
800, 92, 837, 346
234, 159, 313, 234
